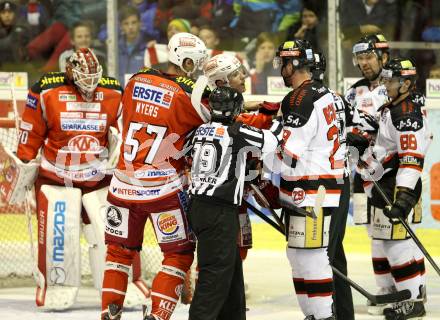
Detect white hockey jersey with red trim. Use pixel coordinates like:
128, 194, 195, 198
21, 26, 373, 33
279, 80, 345, 208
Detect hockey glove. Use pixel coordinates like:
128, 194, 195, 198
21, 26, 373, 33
383, 187, 418, 224
259, 101, 281, 115
346, 131, 370, 156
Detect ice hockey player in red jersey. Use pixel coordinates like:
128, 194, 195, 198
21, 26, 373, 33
15, 48, 151, 310
100, 32, 210, 320
360, 58, 432, 320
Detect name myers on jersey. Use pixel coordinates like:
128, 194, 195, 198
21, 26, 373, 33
53, 201, 66, 262
133, 82, 174, 108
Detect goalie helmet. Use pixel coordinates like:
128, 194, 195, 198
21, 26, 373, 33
273, 39, 314, 70
203, 53, 248, 90
209, 86, 244, 124
67, 48, 102, 101
168, 32, 208, 76
352, 34, 389, 66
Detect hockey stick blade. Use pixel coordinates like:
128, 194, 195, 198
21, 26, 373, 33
244, 200, 284, 234
331, 266, 411, 304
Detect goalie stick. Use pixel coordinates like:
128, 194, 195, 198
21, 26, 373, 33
246, 188, 411, 304
362, 167, 440, 277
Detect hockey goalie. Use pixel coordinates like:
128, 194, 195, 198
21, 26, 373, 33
11, 48, 149, 310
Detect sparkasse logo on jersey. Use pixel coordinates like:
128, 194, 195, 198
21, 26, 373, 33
132, 82, 174, 108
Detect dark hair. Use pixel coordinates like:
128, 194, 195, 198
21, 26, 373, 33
70, 20, 95, 38
119, 6, 140, 22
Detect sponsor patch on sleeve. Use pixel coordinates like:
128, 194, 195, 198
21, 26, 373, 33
26, 94, 38, 109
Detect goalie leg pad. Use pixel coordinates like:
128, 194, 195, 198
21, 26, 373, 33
82, 187, 109, 290
36, 184, 82, 310
150, 252, 194, 320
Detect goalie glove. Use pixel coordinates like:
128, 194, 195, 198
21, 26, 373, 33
383, 187, 418, 224
0, 145, 39, 205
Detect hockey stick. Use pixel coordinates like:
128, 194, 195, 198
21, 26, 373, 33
246, 192, 411, 304
249, 183, 285, 233
244, 199, 284, 234
363, 170, 440, 277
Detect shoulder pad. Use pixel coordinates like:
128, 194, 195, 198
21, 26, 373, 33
32, 72, 67, 92
281, 83, 316, 128
391, 99, 424, 132
351, 78, 370, 89
98, 76, 122, 91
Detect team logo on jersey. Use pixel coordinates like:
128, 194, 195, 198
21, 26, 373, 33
49, 266, 66, 284
67, 135, 103, 153
26, 94, 38, 109
58, 93, 77, 102
106, 206, 122, 228
292, 187, 305, 205
132, 82, 174, 108
157, 212, 179, 235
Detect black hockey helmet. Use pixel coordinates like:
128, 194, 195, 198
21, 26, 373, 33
311, 51, 326, 82
273, 39, 315, 70
209, 86, 244, 123
352, 34, 389, 66
381, 58, 417, 85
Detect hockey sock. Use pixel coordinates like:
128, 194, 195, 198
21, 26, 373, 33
150, 252, 194, 320
101, 244, 136, 312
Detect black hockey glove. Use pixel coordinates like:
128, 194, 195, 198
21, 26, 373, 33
346, 132, 370, 156
383, 187, 418, 224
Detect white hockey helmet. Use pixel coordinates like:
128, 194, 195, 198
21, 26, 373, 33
67, 48, 102, 101
203, 53, 248, 90
167, 32, 208, 76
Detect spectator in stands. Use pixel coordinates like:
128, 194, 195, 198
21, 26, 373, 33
19, 0, 49, 39
58, 21, 105, 72
198, 24, 221, 50
0, 1, 29, 66
211, 0, 234, 43
287, 3, 321, 51
249, 32, 279, 94
429, 65, 440, 78
26, 0, 82, 72
167, 18, 192, 40
118, 6, 148, 83
154, 0, 212, 43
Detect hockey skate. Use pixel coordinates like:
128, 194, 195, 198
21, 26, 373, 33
101, 304, 122, 320
384, 300, 426, 320
367, 286, 397, 315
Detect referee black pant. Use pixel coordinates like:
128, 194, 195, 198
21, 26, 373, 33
188, 197, 246, 320
328, 176, 355, 320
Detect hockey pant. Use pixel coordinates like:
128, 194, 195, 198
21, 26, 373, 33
102, 191, 195, 320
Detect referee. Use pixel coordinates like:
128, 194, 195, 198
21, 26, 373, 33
187, 86, 283, 320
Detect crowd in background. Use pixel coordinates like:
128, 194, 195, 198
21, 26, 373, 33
1, 0, 440, 94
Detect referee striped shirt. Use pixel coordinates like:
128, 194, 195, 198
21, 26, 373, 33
189, 119, 283, 205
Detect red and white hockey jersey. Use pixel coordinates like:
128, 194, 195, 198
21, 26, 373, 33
279, 80, 345, 208
17, 72, 122, 185
109, 67, 211, 203
363, 94, 432, 204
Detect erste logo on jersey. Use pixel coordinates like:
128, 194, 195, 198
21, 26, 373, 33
132, 82, 174, 108
157, 212, 179, 235
26, 94, 38, 109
